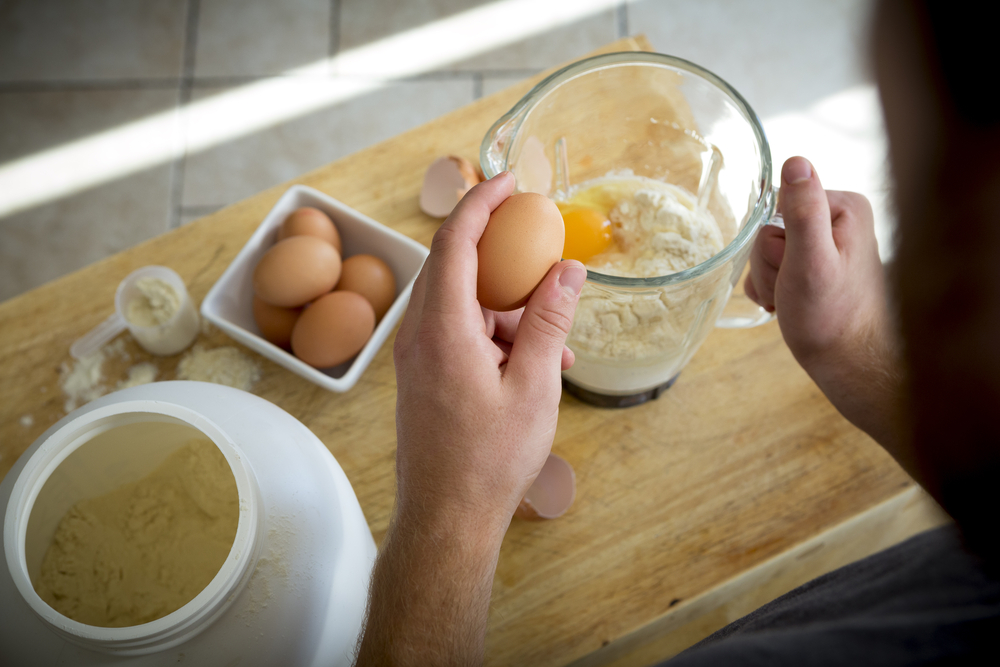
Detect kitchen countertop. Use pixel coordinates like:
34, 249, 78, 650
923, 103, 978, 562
0, 37, 948, 666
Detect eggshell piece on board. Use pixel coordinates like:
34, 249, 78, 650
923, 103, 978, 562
291, 291, 375, 368
253, 236, 342, 308
278, 207, 342, 254
477, 192, 565, 312
515, 453, 576, 520
419, 156, 483, 218
336, 254, 397, 321
252, 296, 301, 349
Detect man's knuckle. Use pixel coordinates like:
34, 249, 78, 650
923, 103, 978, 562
429, 226, 459, 256
786, 198, 825, 223
530, 306, 573, 338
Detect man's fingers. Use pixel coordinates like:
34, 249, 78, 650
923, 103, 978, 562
485, 307, 574, 371
422, 172, 514, 318
745, 274, 761, 306
488, 307, 576, 371
757, 224, 786, 269
490, 309, 522, 342
561, 345, 575, 371
825, 190, 878, 254
749, 255, 779, 310
394, 263, 429, 355
505, 261, 585, 393
780, 157, 836, 262
747, 225, 784, 310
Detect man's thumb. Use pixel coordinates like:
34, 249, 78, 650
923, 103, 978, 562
780, 157, 835, 260
505, 261, 585, 389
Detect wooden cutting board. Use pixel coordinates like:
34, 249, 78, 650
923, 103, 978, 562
0, 36, 948, 666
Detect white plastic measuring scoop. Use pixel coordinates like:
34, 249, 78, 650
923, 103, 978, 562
70, 265, 200, 359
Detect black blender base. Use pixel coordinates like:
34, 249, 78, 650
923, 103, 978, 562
562, 374, 680, 408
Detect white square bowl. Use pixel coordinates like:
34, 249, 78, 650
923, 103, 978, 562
202, 185, 429, 392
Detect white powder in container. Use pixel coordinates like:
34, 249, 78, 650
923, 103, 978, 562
126, 277, 180, 326
124, 276, 200, 356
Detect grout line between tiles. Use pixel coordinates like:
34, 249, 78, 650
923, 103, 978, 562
0, 79, 182, 93
189, 74, 321, 87
408, 69, 541, 82
171, 0, 202, 229
329, 0, 341, 58
181, 205, 224, 214
617, 1, 629, 39
180, 0, 201, 89
183, 68, 544, 89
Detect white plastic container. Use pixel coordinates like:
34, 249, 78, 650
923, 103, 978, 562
0, 381, 376, 666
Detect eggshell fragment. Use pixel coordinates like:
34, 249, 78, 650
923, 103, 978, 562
253, 236, 342, 308
477, 192, 565, 312
336, 254, 397, 321
513, 135, 552, 196
420, 155, 483, 218
277, 206, 342, 254
252, 296, 300, 348
515, 454, 576, 520
291, 291, 375, 368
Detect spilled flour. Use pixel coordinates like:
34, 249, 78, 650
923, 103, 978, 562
177, 345, 261, 392
60, 338, 260, 413
117, 362, 158, 389
59, 338, 128, 412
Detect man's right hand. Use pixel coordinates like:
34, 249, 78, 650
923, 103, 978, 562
746, 157, 909, 466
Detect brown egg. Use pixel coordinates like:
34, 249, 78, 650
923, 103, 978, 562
278, 207, 342, 254
253, 236, 342, 308
252, 295, 300, 348
291, 291, 375, 368
477, 192, 565, 311
336, 254, 397, 321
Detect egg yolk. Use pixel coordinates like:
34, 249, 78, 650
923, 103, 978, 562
560, 207, 613, 263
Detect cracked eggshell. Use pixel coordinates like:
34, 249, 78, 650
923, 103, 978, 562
419, 155, 484, 218
515, 453, 576, 520
512, 135, 552, 196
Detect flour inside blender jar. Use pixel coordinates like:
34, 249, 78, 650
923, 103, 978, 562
557, 172, 735, 371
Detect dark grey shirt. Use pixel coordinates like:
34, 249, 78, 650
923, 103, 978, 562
663, 525, 999, 665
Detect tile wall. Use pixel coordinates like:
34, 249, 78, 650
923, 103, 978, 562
0, 0, 878, 302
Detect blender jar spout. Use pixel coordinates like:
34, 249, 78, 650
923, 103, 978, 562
481, 112, 520, 179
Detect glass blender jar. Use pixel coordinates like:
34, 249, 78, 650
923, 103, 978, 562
481, 52, 780, 407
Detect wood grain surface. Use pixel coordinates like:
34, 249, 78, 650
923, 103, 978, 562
0, 37, 948, 666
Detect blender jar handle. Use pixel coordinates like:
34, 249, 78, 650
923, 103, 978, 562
715, 194, 784, 329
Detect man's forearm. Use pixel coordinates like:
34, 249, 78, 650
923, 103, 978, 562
806, 314, 917, 479
354, 505, 507, 666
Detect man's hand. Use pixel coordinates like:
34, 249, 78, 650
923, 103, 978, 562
355, 171, 585, 666
746, 157, 910, 468
394, 170, 585, 530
